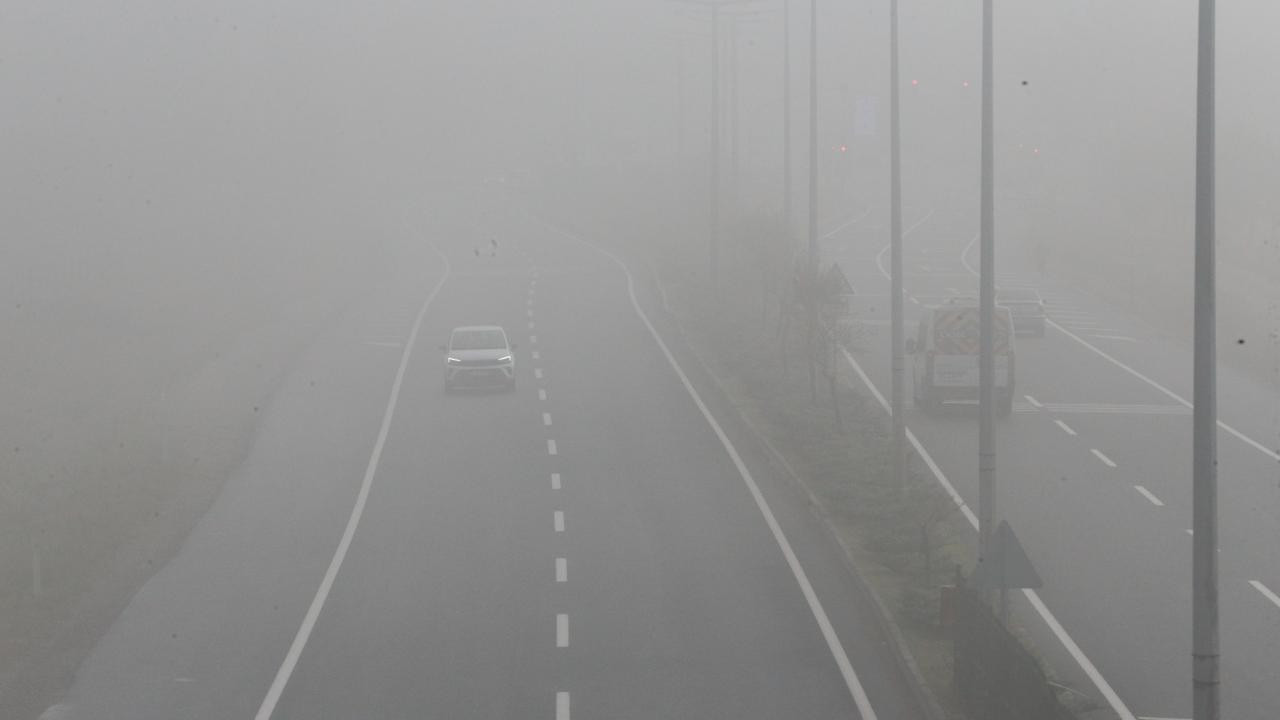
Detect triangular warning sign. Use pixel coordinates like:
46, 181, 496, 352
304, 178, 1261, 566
972, 520, 1043, 590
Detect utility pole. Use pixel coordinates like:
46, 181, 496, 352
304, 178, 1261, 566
729, 15, 740, 209
1192, 0, 1219, 717
888, 0, 905, 491
977, 0, 997, 594
711, 2, 722, 295
782, 0, 792, 251
807, 0, 818, 276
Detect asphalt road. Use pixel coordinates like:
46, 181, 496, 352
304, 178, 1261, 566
825, 204, 1280, 720
50, 215, 924, 719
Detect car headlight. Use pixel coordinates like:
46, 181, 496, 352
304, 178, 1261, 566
447, 357, 461, 364
497, 355, 512, 363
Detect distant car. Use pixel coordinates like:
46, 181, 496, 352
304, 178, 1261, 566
441, 326, 516, 392
996, 288, 1046, 338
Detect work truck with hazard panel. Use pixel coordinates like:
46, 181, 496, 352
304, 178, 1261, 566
908, 298, 1015, 416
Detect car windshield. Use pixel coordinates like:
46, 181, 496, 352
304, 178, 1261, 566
451, 330, 507, 350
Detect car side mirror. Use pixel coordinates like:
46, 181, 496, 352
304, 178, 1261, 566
905, 339, 917, 354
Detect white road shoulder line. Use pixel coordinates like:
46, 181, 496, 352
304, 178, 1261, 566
551, 473, 561, 490
556, 691, 570, 720
1091, 448, 1118, 468
556, 614, 569, 647
554, 510, 564, 532
254, 246, 452, 720
556, 558, 567, 582
1055, 420, 1078, 436
837, 341, 1133, 720
1134, 485, 1165, 507
552, 222, 878, 720
1249, 580, 1280, 609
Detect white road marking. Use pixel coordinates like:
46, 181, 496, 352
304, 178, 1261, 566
1134, 486, 1165, 506
1186, 529, 1194, 536
529, 321, 536, 330
1045, 319, 1280, 463
551, 472, 561, 490
874, 208, 937, 281
556, 558, 567, 582
254, 246, 453, 720
539, 389, 548, 401
1055, 420, 1078, 436
1041, 403, 1190, 416
527, 298, 533, 306
556, 692, 570, 720
547, 439, 557, 455
1024, 395, 1042, 408
945, 287, 960, 295
820, 206, 874, 239
1091, 449, 1118, 468
543, 412, 553, 426
1249, 580, 1280, 609
530, 335, 538, 344
837, 340, 1135, 720
534, 368, 544, 379
557, 614, 569, 647
554, 223, 880, 720
1088, 334, 1138, 342
527, 308, 534, 318
532, 350, 541, 360
554, 510, 564, 532
909, 296, 920, 305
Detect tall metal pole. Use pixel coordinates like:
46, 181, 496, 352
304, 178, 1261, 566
807, 0, 818, 276
888, 0, 905, 490
977, 0, 997, 582
782, 0, 792, 250
711, 4, 722, 295
730, 16, 740, 209
1191, 0, 1219, 717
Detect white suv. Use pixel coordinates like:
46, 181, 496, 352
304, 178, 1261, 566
441, 326, 516, 392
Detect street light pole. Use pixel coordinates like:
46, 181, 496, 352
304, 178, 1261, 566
807, 0, 818, 277
977, 0, 997, 587
1191, 0, 1219, 718
782, 0, 792, 250
711, 3, 722, 294
888, 0, 905, 491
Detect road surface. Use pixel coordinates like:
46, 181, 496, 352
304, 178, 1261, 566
51, 212, 923, 719
825, 204, 1280, 720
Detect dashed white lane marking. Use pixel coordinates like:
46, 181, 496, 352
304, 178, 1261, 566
529, 321, 536, 330
543, 412, 553, 426
554, 511, 564, 532
1088, 334, 1138, 342
532, 350, 541, 360
552, 222, 880, 720
551, 472, 561, 490
836, 341, 1135, 720
527, 308, 534, 318
1249, 580, 1280, 609
539, 389, 548, 401
556, 691, 570, 720
1024, 395, 1043, 408
530, 335, 538, 344
547, 439, 557, 455
254, 245, 453, 720
1091, 449, 1118, 468
1134, 485, 1165, 506
556, 558, 567, 583
1055, 420, 1078, 436
556, 614, 569, 647
534, 368, 544, 379
527, 298, 533, 306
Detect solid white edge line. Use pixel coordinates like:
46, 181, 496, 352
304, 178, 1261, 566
254, 245, 452, 720
1249, 580, 1280, 609
836, 332, 1135, 720
551, 473, 561, 490
556, 613, 569, 647
1091, 449, 1118, 468
556, 557, 567, 582
548, 223, 878, 720
874, 208, 936, 282
1044, 322, 1280, 462
1134, 485, 1165, 507
556, 691, 570, 720
1054, 420, 1078, 436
